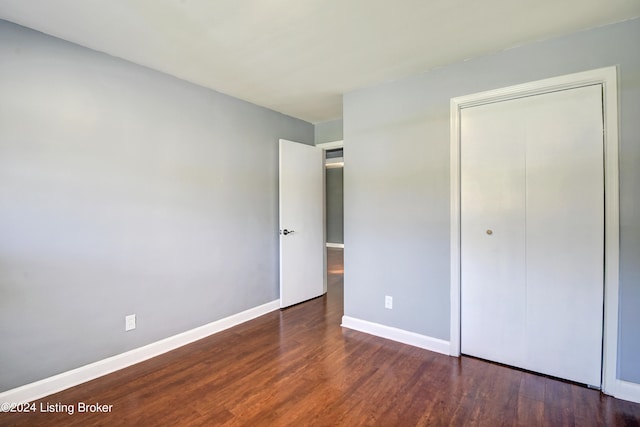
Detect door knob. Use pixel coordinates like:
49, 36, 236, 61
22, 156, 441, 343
282, 229, 295, 235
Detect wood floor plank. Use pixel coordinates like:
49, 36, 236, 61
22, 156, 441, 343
1, 248, 639, 426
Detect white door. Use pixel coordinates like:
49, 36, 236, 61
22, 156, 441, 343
279, 139, 325, 308
460, 85, 604, 386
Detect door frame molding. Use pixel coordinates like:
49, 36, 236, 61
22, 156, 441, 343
449, 66, 619, 394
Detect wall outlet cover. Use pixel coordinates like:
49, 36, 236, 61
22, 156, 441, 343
125, 314, 136, 331
385, 296, 393, 309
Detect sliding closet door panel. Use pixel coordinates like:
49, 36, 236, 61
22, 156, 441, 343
460, 103, 527, 366
524, 85, 604, 386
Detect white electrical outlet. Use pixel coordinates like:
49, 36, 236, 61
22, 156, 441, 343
385, 296, 393, 309
125, 314, 136, 331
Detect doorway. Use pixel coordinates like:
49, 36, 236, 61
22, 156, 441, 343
318, 140, 344, 305
449, 67, 620, 393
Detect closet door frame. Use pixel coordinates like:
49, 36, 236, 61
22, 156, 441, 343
449, 66, 619, 394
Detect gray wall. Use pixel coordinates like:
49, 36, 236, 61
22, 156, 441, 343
315, 118, 343, 144
0, 21, 313, 392
343, 18, 640, 383
326, 167, 344, 244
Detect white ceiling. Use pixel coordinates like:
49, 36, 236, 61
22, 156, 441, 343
1, 1, 639, 123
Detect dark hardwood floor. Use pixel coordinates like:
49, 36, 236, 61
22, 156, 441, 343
2, 247, 639, 426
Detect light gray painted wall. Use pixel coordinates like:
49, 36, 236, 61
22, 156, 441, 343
326, 167, 344, 244
315, 119, 343, 144
0, 20, 313, 392
343, 18, 640, 383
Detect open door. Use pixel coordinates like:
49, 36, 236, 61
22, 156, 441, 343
279, 139, 325, 308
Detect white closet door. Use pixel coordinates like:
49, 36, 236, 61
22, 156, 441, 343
460, 85, 604, 386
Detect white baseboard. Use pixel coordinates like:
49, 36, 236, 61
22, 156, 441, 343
0, 299, 280, 405
613, 379, 640, 403
341, 316, 450, 355
326, 242, 344, 248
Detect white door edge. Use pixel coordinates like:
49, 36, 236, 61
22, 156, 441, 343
449, 66, 620, 394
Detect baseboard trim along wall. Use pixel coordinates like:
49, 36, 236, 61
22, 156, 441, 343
341, 316, 450, 355
326, 243, 344, 248
0, 299, 281, 405
614, 379, 640, 404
